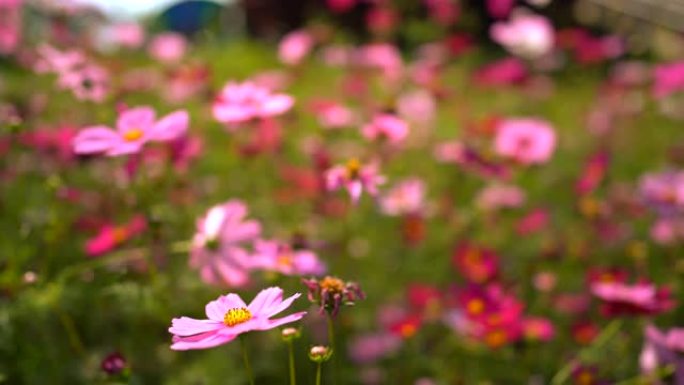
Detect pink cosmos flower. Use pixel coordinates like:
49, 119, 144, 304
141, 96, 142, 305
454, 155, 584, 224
326, 0, 356, 13
639, 171, 684, 216
652, 61, 684, 100
493, 118, 556, 165
473, 57, 528, 87
72, 106, 189, 156
109, 22, 145, 49
85, 215, 147, 257
34, 44, 86, 74
641, 325, 684, 384
491, 13, 555, 59
357, 43, 403, 74
379, 178, 426, 216
212, 81, 294, 126
475, 184, 526, 210
424, 0, 459, 26
396, 89, 436, 126
57, 63, 109, 102
310, 100, 356, 129
278, 30, 314, 66
591, 281, 675, 316
325, 159, 386, 204
515, 208, 549, 235
0, 0, 21, 55
361, 114, 409, 145
169, 287, 306, 350
148, 32, 187, 63
486, 0, 514, 18
452, 243, 499, 284
250, 239, 325, 276
190, 200, 261, 287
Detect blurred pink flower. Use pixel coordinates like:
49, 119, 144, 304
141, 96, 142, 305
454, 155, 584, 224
250, 239, 326, 276
0, 0, 21, 55
310, 100, 356, 129
148, 32, 187, 63
325, 159, 386, 203
72, 106, 188, 156
361, 114, 409, 145
515, 208, 549, 235
34, 44, 85, 74
190, 200, 262, 287
591, 281, 675, 316
326, 0, 356, 13
639, 170, 684, 216
491, 13, 555, 59
57, 63, 109, 102
357, 43, 403, 73
380, 178, 426, 216
576, 150, 609, 195
523, 317, 555, 342
109, 22, 144, 49
452, 243, 499, 284
652, 61, 684, 100
494, 118, 556, 165
476, 184, 526, 210
641, 324, 684, 384
396, 89, 436, 126
424, 0, 459, 26
85, 215, 147, 257
212, 81, 294, 126
473, 57, 528, 87
278, 30, 314, 66
348, 332, 402, 364
486, 0, 514, 18
169, 287, 306, 350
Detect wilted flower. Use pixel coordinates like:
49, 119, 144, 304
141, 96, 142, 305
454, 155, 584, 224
325, 159, 386, 204
213, 81, 294, 126
169, 287, 306, 350
72, 106, 189, 156
303, 276, 365, 316
190, 200, 261, 287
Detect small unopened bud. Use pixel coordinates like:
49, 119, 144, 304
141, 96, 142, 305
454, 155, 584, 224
308, 345, 333, 363
281, 327, 301, 342
101, 352, 128, 376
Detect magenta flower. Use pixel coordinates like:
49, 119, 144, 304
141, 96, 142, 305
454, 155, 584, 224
0, 0, 21, 55
148, 32, 187, 63
361, 113, 410, 145
169, 287, 306, 350
494, 118, 556, 165
491, 13, 555, 59
212, 81, 294, 126
278, 30, 314, 66
653, 61, 684, 99
325, 159, 386, 204
486, 0, 514, 18
591, 281, 675, 316
379, 178, 426, 216
250, 239, 326, 276
85, 215, 147, 257
190, 200, 261, 287
473, 57, 528, 87
72, 106, 189, 156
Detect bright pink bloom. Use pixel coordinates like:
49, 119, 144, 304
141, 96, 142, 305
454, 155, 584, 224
250, 239, 325, 276
325, 159, 386, 204
212, 81, 294, 126
592, 281, 675, 316
653, 61, 684, 99
148, 32, 187, 63
494, 118, 556, 165
361, 114, 409, 145
491, 13, 554, 59
641, 325, 684, 384
357, 43, 403, 73
190, 200, 262, 287
380, 178, 426, 216
452, 243, 499, 284
85, 215, 147, 257
0, 0, 21, 55
169, 287, 306, 350
72, 106, 189, 156
278, 30, 314, 66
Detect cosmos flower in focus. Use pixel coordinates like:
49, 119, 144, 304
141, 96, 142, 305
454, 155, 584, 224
190, 200, 261, 287
212, 81, 294, 126
325, 159, 386, 204
169, 287, 306, 350
493, 118, 556, 165
490, 13, 554, 59
72, 106, 189, 156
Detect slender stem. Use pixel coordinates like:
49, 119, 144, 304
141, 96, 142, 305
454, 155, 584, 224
240, 335, 255, 385
315, 362, 322, 385
288, 341, 296, 385
326, 315, 336, 351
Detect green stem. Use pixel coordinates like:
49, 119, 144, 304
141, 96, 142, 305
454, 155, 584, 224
240, 335, 255, 385
288, 341, 296, 385
326, 315, 336, 351
315, 362, 322, 385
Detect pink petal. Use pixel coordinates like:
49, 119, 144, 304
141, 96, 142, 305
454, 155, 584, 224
117, 106, 156, 132
205, 293, 248, 321
169, 317, 223, 336
170, 330, 235, 350
255, 312, 307, 331
264, 292, 302, 318
72, 126, 118, 154
248, 287, 284, 316
150, 110, 188, 141
260, 95, 294, 116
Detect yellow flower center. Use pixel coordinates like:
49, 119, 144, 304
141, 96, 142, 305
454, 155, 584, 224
484, 329, 507, 348
345, 158, 361, 180
223, 307, 252, 327
320, 276, 345, 293
277, 252, 293, 268
467, 299, 485, 315
123, 128, 144, 142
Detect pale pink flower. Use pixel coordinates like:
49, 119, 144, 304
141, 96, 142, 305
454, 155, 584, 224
361, 114, 409, 145
109, 22, 144, 49
0, 0, 21, 55
314, 102, 356, 129
212, 81, 294, 126
396, 89, 436, 126
325, 159, 386, 203
380, 178, 426, 216
148, 32, 187, 63
34, 44, 85, 74
433, 140, 466, 163
250, 239, 326, 276
320, 44, 354, 67
476, 184, 526, 210
190, 200, 261, 287
72, 106, 189, 156
169, 287, 306, 350
357, 43, 403, 73
493, 118, 556, 164
57, 63, 109, 102
278, 30, 314, 66
491, 13, 555, 59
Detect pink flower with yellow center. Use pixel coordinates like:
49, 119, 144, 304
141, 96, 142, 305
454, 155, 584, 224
212, 81, 294, 126
72, 106, 188, 157
169, 287, 306, 350
325, 159, 386, 204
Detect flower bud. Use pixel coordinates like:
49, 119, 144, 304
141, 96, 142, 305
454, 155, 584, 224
308, 345, 333, 363
281, 327, 302, 342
